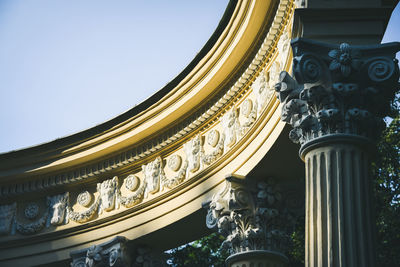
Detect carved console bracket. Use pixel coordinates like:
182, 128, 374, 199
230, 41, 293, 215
204, 175, 298, 266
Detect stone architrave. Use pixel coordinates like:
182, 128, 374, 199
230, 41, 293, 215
204, 175, 296, 267
275, 38, 400, 267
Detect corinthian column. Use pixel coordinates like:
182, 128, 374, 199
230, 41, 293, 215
275, 38, 400, 266
204, 175, 297, 267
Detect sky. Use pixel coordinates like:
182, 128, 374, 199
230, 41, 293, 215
0, 1, 399, 153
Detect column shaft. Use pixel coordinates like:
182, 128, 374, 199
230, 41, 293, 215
305, 144, 375, 267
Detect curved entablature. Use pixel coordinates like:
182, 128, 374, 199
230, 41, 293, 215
0, 0, 296, 265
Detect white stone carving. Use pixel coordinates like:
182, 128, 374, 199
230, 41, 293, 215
47, 192, 69, 226
239, 98, 257, 136
142, 157, 165, 198
97, 176, 119, 214
207, 129, 220, 148
269, 61, 281, 89
202, 134, 225, 166
161, 160, 188, 190
24, 202, 39, 220
0, 203, 16, 235
277, 30, 290, 67
124, 174, 140, 191
252, 71, 274, 116
168, 155, 182, 172
77, 191, 92, 207
68, 197, 99, 223
183, 134, 203, 173
241, 99, 253, 118
221, 108, 240, 149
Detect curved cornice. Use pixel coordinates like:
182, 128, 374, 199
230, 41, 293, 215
0, 0, 296, 265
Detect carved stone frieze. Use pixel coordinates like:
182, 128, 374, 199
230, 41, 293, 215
252, 72, 274, 116
142, 157, 165, 198
98, 176, 119, 214
183, 134, 203, 174
275, 39, 400, 151
69, 196, 100, 223
221, 108, 240, 149
0, 203, 16, 235
47, 192, 69, 226
77, 191, 92, 207
167, 155, 182, 172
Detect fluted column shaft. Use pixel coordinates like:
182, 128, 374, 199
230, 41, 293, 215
304, 143, 375, 267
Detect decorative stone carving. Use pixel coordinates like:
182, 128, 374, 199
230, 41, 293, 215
77, 191, 92, 207
252, 72, 273, 115
205, 176, 293, 255
275, 39, 400, 149
202, 135, 225, 166
24, 202, 39, 220
167, 155, 182, 172
142, 156, 165, 198
161, 160, 188, 190
0, 202, 16, 235
239, 99, 257, 136
16, 209, 48, 235
221, 108, 240, 149
275, 38, 400, 267
204, 175, 297, 267
97, 176, 119, 214
69, 196, 100, 223
70, 236, 130, 267
277, 30, 290, 67
47, 192, 69, 226
207, 129, 220, 148
124, 175, 140, 191
268, 61, 281, 89
183, 134, 203, 173
119, 176, 146, 208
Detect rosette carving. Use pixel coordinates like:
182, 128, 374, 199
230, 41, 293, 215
69, 196, 100, 223
275, 39, 400, 147
16, 202, 48, 235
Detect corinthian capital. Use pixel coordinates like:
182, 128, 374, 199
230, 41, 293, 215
275, 38, 400, 155
205, 175, 295, 256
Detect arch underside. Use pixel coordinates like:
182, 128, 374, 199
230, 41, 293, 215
0, 1, 304, 266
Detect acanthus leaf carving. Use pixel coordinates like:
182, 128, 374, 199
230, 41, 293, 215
275, 39, 400, 147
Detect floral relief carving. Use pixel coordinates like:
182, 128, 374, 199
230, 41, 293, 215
0, 202, 16, 235
168, 155, 182, 172
221, 108, 240, 149
47, 192, 69, 226
207, 129, 220, 148
16, 202, 48, 235
124, 175, 140, 191
77, 191, 92, 207
119, 176, 146, 208
68, 195, 100, 223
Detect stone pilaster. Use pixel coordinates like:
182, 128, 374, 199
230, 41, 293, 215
275, 38, 400, 266
204, 175, 296, 267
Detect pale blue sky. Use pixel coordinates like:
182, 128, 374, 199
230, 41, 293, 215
0, 1, 399, 153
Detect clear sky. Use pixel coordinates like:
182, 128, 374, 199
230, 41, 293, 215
0, 1, 399, 153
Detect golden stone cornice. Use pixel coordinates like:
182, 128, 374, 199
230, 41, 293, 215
0, 0, 296, 265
